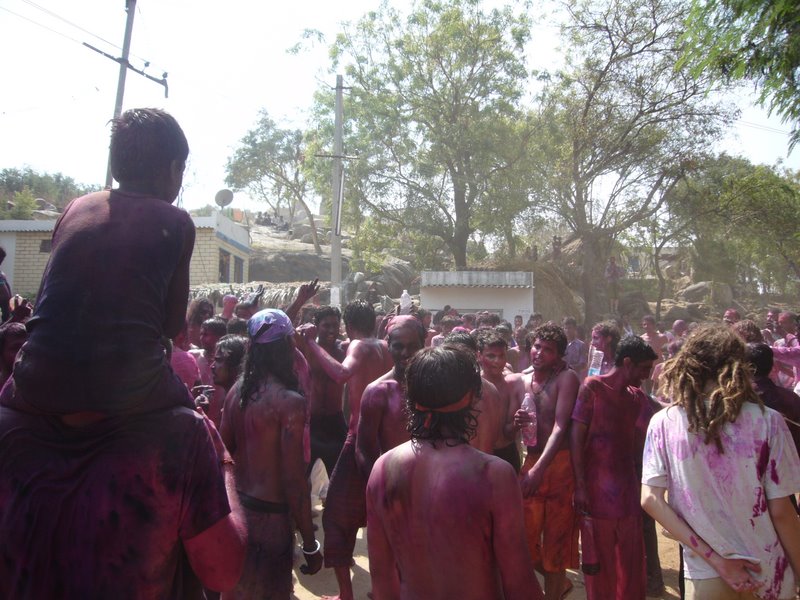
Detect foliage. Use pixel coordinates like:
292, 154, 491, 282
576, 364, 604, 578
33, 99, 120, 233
226, 111, 323, 253
529, 0, 732, 322
0, 168, 96, 217
680, 0, 800, 148
3, 188, 38, 220
322, 0, 534, 267
350, 215, 450, 273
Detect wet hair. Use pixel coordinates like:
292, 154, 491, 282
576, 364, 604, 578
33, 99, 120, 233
443, 331, 478, 352
496, 323, 512, 337
109, 108, 189, 183
476, 312, 500, 328
314, 305, 342, 326
745, 343, 773, 378
0, 322, 26, 351
343, 300, 375, 335
461, 313, 476, 326
475, 329, 507, 352
660, 324, 761, 452
642, 315, 656, 325
240, 337, 300, 408
562, 316, 577, 327
592, 320, 621, 355
201, 317, 228, 338
731, 319, 764, 343
215, 334, 248, 371
614, 335, 658, 366
226, 316, 248, 336
187, 298, 214, 327
405, 346, 481, 445
531, 323, 568, 356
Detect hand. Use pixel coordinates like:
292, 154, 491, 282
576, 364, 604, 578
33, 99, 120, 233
296, 322, 318, 340
192, 384, 215, 399
299, 543, 323, 575
297, 279, 320, 304
9, 296, 32, 321
709, 555, 761, 593
513, 408, 532, 430
194, 393, 210, 412
573, 484, 589, 516
520, 467, 544, 498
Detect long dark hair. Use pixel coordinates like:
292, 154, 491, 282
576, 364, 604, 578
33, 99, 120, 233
240, 337, 300, 407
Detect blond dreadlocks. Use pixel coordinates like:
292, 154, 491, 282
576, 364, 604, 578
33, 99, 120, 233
660, 324, 762, 452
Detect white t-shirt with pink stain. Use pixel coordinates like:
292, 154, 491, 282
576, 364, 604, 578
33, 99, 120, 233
643, 402, 800, 600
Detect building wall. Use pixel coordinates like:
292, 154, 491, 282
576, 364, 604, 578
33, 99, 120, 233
13, 232, 52, 295
421, 287, 534, 321
188, 229, 250, 286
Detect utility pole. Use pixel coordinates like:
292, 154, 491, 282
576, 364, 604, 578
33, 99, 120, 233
104, 0, 136, 188
330, 74, 344, 309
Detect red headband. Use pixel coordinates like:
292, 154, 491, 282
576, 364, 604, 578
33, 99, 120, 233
415, 391, 474, 427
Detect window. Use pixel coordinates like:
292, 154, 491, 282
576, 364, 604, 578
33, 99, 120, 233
234, 256, 244, 283
218, 249, 231, 283
39, 239, 52, 253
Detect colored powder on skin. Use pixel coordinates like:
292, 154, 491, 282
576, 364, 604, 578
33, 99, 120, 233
689, 535, 698, 547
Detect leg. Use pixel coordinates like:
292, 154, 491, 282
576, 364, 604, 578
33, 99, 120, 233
615, 513, 646, 600
583, 517, 617, 600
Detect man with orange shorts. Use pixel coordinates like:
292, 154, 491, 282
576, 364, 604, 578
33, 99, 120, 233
514, 324, 580, 599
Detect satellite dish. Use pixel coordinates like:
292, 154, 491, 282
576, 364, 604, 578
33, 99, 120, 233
215, 189, 234, 208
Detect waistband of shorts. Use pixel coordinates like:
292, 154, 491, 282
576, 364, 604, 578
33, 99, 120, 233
237, 491, 290, 513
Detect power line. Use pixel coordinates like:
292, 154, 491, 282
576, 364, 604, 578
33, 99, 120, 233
20, 0, 120, 54
0, 5, 83, 45
738, 120, 792, 136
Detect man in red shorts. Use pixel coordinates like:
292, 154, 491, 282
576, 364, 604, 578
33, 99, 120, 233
515, 324, 580, 599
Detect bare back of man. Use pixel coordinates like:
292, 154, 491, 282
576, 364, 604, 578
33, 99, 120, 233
220, 374, 321, 599
342, 337, 394, 434
470, 377, 504, 454
367, 442, 542, 600
356, 372, 410, 477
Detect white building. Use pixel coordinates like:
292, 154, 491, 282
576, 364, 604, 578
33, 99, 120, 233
420, 271, 535, 321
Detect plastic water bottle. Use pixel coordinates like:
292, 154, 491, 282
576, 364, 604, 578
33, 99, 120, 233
587, 347, 604, 377
520, 392, 537, 447
399, 290, 412, 314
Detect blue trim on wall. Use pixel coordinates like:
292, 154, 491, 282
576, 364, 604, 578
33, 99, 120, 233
215, 231, 250, 255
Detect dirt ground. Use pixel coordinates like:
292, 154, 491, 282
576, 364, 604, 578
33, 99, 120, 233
289, 502, 683, 600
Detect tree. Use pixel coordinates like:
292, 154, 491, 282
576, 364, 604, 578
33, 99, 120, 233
226, 112, 323, 254
529, 0, 732, 323
322, 0, 534, 268
680, 0, 800, 148
0, 168, 96, 215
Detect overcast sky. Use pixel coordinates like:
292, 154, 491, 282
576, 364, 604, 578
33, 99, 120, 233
1, 0, 797, 214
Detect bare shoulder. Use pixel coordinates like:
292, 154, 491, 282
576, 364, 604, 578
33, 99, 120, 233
362, 375, 395, 406
557, 367, 580, 387
276, 387, 306, 416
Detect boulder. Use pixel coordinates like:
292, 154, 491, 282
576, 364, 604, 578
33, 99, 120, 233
677, 281, 733, 307
663, 304, 692, 323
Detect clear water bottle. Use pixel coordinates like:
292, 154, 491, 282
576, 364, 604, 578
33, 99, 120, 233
399, 290, 412, 314
587, 347, 604, 377
520, 392, 537, 447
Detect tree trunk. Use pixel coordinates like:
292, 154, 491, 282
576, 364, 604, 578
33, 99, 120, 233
294, 194, 323, 255
581, 232, 607, 326
653, 246, 666, 322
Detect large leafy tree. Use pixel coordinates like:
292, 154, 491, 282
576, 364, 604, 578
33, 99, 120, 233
680, 0, 800, 148
322, 0, 534, 268
226, 112, 323, 254
530, 0, 732, 323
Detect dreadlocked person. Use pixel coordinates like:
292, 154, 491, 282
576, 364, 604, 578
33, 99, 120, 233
365, 346, 543, 600
220, 309, 322, 599
642, 324, 800, 600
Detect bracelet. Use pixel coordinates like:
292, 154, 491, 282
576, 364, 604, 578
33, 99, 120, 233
302, 539, 321, 555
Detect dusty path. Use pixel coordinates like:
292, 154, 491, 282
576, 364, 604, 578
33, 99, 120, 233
290, 502, 683, 600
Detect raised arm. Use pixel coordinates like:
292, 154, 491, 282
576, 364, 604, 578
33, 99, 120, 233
284, 279, 319, 325
304, 335, 363, 385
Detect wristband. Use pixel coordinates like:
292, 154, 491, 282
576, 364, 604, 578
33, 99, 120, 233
302, 539, 321, 555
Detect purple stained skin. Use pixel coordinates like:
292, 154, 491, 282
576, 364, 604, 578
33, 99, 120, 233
689, 535, 698, 547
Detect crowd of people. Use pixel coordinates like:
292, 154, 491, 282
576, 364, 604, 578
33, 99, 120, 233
0, 108, 797, 600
